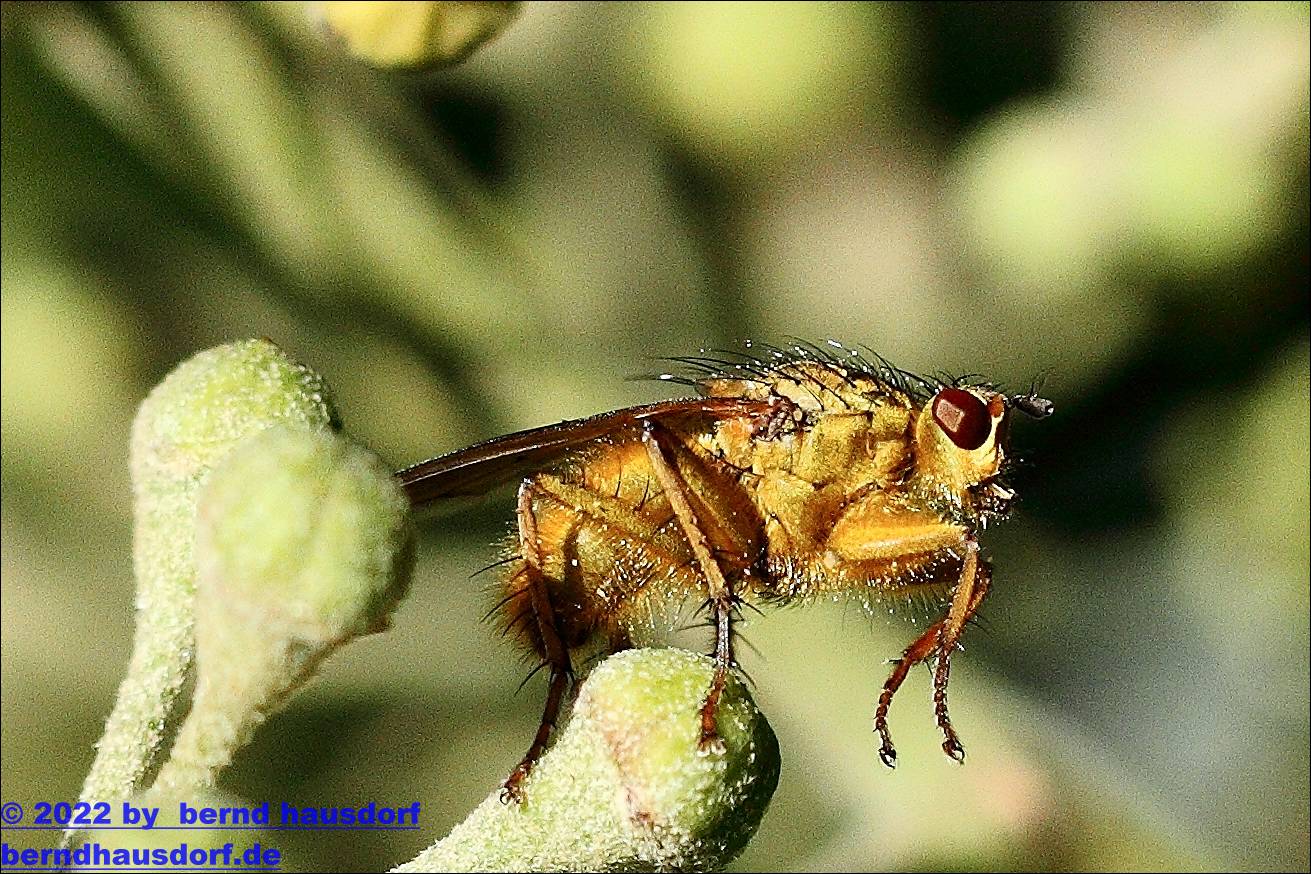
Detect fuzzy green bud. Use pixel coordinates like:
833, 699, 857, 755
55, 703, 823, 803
397, 648, 779, 873
153, 425, 413, 795
76, 340, 338, 816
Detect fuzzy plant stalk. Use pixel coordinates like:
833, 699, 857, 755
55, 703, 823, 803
76, 340, 340, 815
152, 425, 414, 796
396, 647, 780, 873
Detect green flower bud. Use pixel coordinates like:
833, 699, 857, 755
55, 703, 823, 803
153, 425, 414, 795
76, 340, 338, 818
131, 339, 339, 488
197, 424, 413, 644
317, 1, 521, 69
397, 648, 779, 873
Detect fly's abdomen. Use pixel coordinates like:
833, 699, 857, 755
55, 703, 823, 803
495, 440, 705, 655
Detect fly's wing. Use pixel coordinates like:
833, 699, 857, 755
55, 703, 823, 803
397, 396, 775, 506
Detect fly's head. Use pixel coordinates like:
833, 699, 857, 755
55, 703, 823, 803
912, 385, 1053, 524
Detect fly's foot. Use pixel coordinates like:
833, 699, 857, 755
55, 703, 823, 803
875, 725, 898, 769
938, 707, 966, 763
698, 698, 727, 755
932, 647, 965, 764
499, 762, 532, 804
874, 661, 903, 769
698, 726, 727, 756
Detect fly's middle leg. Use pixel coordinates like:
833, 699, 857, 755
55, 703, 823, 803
642, 423, 741, 751
698, 595, 736, 752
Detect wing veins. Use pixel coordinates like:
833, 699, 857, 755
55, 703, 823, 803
396, 396, 773, 506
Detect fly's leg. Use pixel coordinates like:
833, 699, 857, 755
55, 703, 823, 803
874, 537, 991, 767
642, 423, 736, 752
800, 490, 998, 769
874, 621, 942, 768
931, 542, 991, 762
701, 595, 735, 753
500, 481, 574, 803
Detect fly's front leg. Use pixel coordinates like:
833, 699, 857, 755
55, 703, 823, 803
642, 424, 738, 752
872, 538, 991, 767
820, 493, 994, 768
930, 540, 991, 762
873, 621, 940, 768
501, 480, 574, 803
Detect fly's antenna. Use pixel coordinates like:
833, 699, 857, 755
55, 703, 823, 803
1009, 392, 1055, 419
1008, 373, 1054, 419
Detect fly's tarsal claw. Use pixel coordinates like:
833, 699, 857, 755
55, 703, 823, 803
699, 729, 728, 756
500, 765, 531, 804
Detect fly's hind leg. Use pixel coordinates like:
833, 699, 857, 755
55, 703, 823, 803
873, 537, 991, 767
500, 481, 574, 803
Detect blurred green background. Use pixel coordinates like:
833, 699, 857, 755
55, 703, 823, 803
2, 2, 1308, 870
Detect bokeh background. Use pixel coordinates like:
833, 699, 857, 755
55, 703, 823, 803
3, 2, 1308, 870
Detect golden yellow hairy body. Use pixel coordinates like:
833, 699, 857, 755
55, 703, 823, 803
399, 345, 1051, 789
499, 359, 1007, 656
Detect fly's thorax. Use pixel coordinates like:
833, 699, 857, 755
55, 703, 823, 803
909, 387, 1012, 520
701, 359, 913, 415
709, 404, 914, 489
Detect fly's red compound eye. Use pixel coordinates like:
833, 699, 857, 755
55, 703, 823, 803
932, 388, 992, 450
